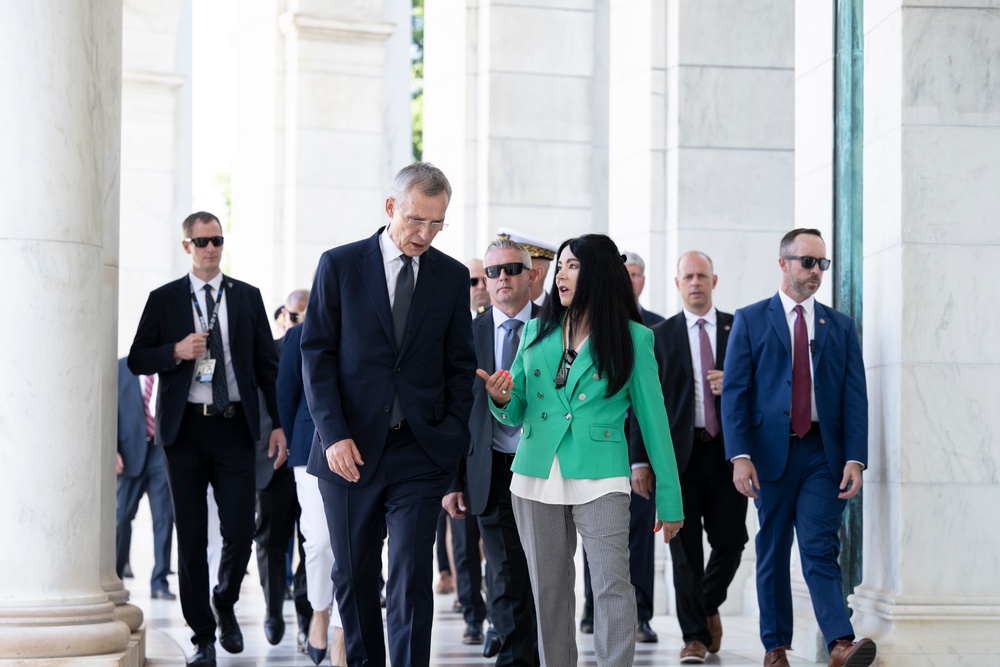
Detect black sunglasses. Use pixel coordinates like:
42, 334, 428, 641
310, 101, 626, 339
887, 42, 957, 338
485, 263, 530, 279
186, 236, 224, 248
470, 277, 482, 287
784, 255, 831, 271
286, 311, 302, 323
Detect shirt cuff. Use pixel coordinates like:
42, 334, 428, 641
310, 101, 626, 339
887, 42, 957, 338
630, 463, 651, 471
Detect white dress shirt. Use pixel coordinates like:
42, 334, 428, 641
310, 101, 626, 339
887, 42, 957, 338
186, 272, 240, 404
380, 226, 420, 308
684, 307, 718, 429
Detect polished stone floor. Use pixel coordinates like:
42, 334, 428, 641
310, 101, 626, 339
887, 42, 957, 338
126, 500, 824, 665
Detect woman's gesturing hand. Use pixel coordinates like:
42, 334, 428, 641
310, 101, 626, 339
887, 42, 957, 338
476, 368, 513, 406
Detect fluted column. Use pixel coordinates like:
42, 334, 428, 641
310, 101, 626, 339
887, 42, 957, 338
0, 0, 131, 658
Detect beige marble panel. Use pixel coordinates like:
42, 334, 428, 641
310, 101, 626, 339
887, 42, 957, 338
489, 73, 594, 142
678, 0, 795, 68
679, 149, 794, 229
489, 5, 594, 77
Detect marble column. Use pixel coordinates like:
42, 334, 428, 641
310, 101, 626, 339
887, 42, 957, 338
230, 1, 411, 305
423, 0, 610, 265
848, 3, 1000, 665
0, 0, 131, 658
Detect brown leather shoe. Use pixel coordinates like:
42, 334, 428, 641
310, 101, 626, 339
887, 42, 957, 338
680, 640, 707, 664
706, 613, 722, 653
827, 638, 876, 667
764, 646, 791, 666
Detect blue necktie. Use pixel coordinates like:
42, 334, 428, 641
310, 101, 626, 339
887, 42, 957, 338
203, 285, 229, 412
498, 319, 523, 437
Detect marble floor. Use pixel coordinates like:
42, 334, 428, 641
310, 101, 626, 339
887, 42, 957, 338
126, 499, 824, 666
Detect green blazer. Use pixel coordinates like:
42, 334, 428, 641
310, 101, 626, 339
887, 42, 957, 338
491, 318, 683, 522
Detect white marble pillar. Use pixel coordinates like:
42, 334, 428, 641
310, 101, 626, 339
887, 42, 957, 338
658, 0, 796, 316
230, 0, 412, 306
424, 0, 610, 264
848, 3, 1000, 665
0, 0, 132, 658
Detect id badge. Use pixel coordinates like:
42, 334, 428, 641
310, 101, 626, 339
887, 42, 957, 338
195, 358, 216, 383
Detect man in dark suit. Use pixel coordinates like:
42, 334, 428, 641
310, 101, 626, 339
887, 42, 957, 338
443, 237, 540, 667
301, 162, 477, 667
115, 357, 175, 601
580, 251, 664, 642
721, 229, 875, 667
128, 211, 286, 667
633, 251, 748, 663
254, 289, 311, 646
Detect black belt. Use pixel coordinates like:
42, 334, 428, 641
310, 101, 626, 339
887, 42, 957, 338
187, 402, 241, 419
492, 449, 516, 468
693, 427, 720, 443
791, 422, 820, 438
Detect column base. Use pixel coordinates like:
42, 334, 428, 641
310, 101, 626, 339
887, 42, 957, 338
850, 588, 1000, 667
0, 602, 130, 659
104, 585, 142, 633
0, 627, 144, 667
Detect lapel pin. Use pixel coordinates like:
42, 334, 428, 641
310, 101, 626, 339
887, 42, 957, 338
724, 325, 731, 331
819, 318, 826, 324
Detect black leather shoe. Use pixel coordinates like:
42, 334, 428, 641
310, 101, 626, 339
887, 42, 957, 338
462, 622, 484, 645
187, 641, 216, 667
580, 617, 594, 634
213, 605, 243, 654
483, 625, 501, 658
151, 588, 177, 600
636, 620, 659, 643
264, 616, 285, 645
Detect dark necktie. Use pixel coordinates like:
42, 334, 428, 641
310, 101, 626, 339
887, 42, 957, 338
142, 375, 155, 438
697, 318, 719, 438
393, 255, 414, 349
498, 319, 524, 437
203, 285, 229, 412
791, 304, 811, 438
390, 256, 414, 426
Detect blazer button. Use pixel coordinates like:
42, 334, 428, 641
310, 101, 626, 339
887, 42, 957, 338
534, 369, 540, 377
578, 393, 586, 401
592, 373, 600, 380
541, 412, 547, 419
501, 413, 508, 420
565, 413, 571, 420
537, 391, 544, 399
605, 431, 611, 438
521, 427, 525, 435
383, 405, 390, 412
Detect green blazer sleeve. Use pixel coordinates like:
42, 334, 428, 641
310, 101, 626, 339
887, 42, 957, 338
628, 323, 683, 522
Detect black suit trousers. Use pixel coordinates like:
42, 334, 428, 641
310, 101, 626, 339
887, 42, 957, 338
669, 438, 748, 645
450, 512, 486, 625
478, 451, 539, 667
254, 464, 300, 619
319, 425, 452, 667
163, 406, 256, 645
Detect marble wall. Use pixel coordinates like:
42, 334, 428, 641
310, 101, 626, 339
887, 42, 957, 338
424, 0, 610, 267
849, 2, 1000, 664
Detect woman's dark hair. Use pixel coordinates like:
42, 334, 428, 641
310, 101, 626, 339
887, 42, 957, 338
529, 234, 641, 397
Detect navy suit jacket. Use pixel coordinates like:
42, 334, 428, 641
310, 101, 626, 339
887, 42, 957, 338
301, 228, 477, 487
630, 310, 733, 474
117, 357, 151, 478
721, 293, 868, 481
127, 274, 280, 447
277, 323, 313, 468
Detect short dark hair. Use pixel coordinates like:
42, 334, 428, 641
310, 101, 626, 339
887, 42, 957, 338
182, 211, 221, 238
531, 234, 641, 397
390, 162, 452, 207
780, 228, 823, 255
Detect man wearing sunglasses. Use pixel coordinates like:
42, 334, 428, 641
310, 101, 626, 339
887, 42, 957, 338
721, 229, 875, 667
128, 211, 286, 666
467, 258, 492, 317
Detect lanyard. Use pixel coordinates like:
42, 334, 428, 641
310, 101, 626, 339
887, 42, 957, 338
189, 278, 225, 336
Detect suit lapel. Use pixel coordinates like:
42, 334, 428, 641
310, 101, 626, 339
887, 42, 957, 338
565, 337, 595, 397
401, 249, 442, 357
669, 315, 694, 377
768, 293, 792, 358
716, 311, 733, 369
475, 308, 496, 371
222, 275, 238, 349
355, 231, 395, 349
812, 301, 831, 368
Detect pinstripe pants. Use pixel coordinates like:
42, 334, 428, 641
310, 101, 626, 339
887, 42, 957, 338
512, 492, 636, 667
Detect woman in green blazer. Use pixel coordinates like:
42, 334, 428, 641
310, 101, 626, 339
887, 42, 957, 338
478, 234, 684, 667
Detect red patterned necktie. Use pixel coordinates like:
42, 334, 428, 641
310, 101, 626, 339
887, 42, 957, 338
697, 319, 719, 437
791, 305, 812, 438
142, 375, 155, 438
